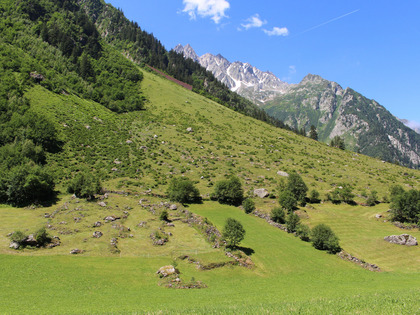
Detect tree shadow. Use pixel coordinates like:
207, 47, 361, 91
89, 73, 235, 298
236, 246, 255, 256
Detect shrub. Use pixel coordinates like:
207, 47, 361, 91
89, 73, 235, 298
213, 176, 244, 206
35, 227, 51, 246
271, 207, 285, 224
296, 224, 311, 242
366, 190, 378, 206
286, 212, 300, 233
309, 189, 320, 203
286, 171, 308, 205
68, 171, 102, 199
167, 177, 201, 203
329, 184, 354, 204
10, 230, 26, 244
390, 189, 420, 223
311, 224, 341, 254
222, 218, 245, 248
242, 198, 255, 214
278, 190, 297, 212
159, 209, 169, 221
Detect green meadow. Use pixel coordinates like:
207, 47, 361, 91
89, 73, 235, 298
0, 68, 419, 313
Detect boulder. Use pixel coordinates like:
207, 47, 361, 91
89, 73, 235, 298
104, 216, 119, 222
70, 248, 83, 254
254, 188, 269, 198
384, 234, 417, 246
98, 201, 107, 207
170, 204, 178, 210
186, 127, 193, 132
92, 231, 103, 238
9, 242, 20, 250
156, 265, 177, 277
277, 171, 289, 177
23, 234, 37, 247
93, 221, 102, 227
375, 214, 382, 219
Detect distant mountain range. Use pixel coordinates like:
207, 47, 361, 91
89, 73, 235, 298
173, 44, 290, 104
174, 44, 420, 168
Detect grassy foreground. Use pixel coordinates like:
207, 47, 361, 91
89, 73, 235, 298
0, 201, 419, 314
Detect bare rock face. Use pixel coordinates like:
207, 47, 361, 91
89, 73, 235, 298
384, 234, 418, 246
254, 188, 269, 198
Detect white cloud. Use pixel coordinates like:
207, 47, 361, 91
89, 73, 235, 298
263, 26, 289, 36
240, 14, 267, 30
289, 65, 296, 75
182, 0, 230, 24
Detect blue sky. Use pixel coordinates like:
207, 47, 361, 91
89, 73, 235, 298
107, 0, 420, 128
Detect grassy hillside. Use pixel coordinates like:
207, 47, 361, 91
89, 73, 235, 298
0, 67, 419, 313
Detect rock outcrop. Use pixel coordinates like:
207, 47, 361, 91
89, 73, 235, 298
384, 234, 418, 246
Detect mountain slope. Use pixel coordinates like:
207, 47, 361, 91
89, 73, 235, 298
262, 74, 420, 168
175, 44, 420, 169
174, 44, 291, 104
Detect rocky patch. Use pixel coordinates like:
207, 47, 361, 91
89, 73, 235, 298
384, 234, 418, 246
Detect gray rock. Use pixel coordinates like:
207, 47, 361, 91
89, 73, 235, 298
170, 204, 178, 210
92, 231, 103, 238
104, 216, 119, 222
254, 188, 269, 198
375, 214, 382, 219
277, 171, 289, 177
186, 127, 193, 132
9, 242, 20, 250
384, 234, 418, 246
156, 265, 176, 277
70, 248, 83, 254
98, 201, 107, 207
24, 234, 37, 246
93, 221, 102, 227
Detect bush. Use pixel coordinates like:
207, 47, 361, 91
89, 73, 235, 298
159, 209, 169, 221
296, 224, 311, 242
68, 171, 102, 199
278, 190, 297, 212
286, 212, 300, 233
166, 177, 201, 203
242, 198, 255, 214
309, 189, 320, 203
366, 191, 378, 206
286, 171, 308, 206
10, 230, 26, 244
329, 184, 354, 204
1, 163, 55, 207
271, 207, 285, 224
311, 224, 341, 254
35, 227, 51, 246
390, 189, 420, 223
222, 218, 245, 248
213, 176, 244, 206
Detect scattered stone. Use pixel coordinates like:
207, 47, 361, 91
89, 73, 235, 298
70, 248, 83, 254
111, 168, 118, 172
384, 234, 418, 246
156, 265, 177, 277
24, 234, 37, 247
170, 204, 178, 210
186, 127, 193, 132
92, 231, 103, 238
375, 214, 382, 219
126, 140, 133, 144
30, 71, 45, 82
110, 238, 118, 246
167, 223, 175, 227
104, 216, 120, 222
44, 213, 50, 218
277, 171, 289, 177
74, 217, 81, 223
59, 221, 67, 225
9, 242, 20, 250
93, 221, 102, 227
254, 188, 269, 198
85, 125, 91, 130
113, 159, 122, 165
137, 221, 147, 227
338, 251, 381, 272
98, 201, 107, 207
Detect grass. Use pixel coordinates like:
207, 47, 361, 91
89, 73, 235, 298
0, 64, 419, 313
0, 200, 419, 313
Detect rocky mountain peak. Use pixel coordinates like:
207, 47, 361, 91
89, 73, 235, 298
173, 43, 199, 62
173, 44, 290, 104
